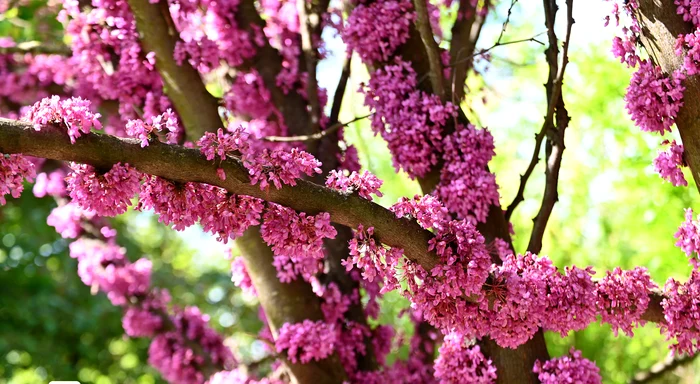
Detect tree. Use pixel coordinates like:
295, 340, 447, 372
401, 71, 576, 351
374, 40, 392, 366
1, 0, 700, 383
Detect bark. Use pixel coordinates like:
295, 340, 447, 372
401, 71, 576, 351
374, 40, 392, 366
637, 0, 700, 191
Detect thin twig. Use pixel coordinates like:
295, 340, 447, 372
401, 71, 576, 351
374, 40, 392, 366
263, 114, 371, 143
629, 353, 699, 384
329, 55, 352, 124
527, 0, 574, 254
496, 0, 520, 46
446, 33, 546, 68
412, 0, 446, 100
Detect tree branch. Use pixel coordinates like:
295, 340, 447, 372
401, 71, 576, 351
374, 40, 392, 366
527, 0, 574, 255
448, 0, 484, 102
263, 114, 370, 143
412, 0, 446, 101
0, 117, 439, 270
127, 0, 222, 141
636, 0, 700, 193
330, 55, 352, 125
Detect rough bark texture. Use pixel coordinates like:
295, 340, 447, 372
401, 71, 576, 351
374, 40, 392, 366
637, 0, 700, 190
127, 0, 222, 140
237, 228, 348, 383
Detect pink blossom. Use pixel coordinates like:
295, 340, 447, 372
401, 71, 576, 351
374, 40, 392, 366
533, 348, 602, 384
197, 127, 250, 161
595, 267, 656, 336
246, 148, 322, 190
46, 202, 95, 239
123, 293, 169, 337
0, 153, 36, 205
276, 320, 337, 364
437, 124, 500, 223
325, 169, 383, 200
676, 0, 700, 28
69, 239, 151, 306
342, 0, 415, 63
654, 140, 687, 186
625, 61, 684, 135
676, 31, 700, 75
66, 162, 142, 216
231, 257, 256, 296
125, 109, 179, 147
33, 169, 67, 198
544, 266, 598, 336
138, 176, 208, 231
24, 96, 102, 143
200, 187, 264, 243
261, 204, 336, 281
362, 58, 457, 178
661, 267, 700, 355
488, 252, 557, 348
434, 334, 497, 384
675, 208, 700, 266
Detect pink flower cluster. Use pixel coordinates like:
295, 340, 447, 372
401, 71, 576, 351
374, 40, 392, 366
275, 320, 337, 364
198, 127, 321, 190
261, 204, 337, 282
66, 162, 142, 216
675, 208, 700, 266
230, 257, 256, 296
544, 266, 598, 336
676, 0, 700, 27
69, 239, 152, 306
123, 292, 169, 337
0, 153, 36, 205
125, 109, 180, 147
363, 58, 458, 178
676, 30, 700, 75
533, 348, 602, 384
654, 140, 687, 186
138, 177, 209, 231
24, 96, 102, 143
342, 0, 415, 63
325, 169, 383, 200
661, 267, 700, 355
47, 202, 96, 239
33, 168, 67, 198
595, 267, 656, 336
207, 369, 283, 384
437, 124, 500, 223
200, 189, 265, 243
149, 307, 235, 384
488, 252, 557, 348
624, 61, 685, 135
434, 334, 497, 384
60, 0, 170, 123
343, 225, 404, 292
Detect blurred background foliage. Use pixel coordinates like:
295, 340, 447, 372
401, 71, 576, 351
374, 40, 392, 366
2, 0, 700, 383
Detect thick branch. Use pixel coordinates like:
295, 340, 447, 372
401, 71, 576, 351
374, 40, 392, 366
448, 0, 485, 102
236, 0, 312, 138
0, 118, 438, 270
637, 0, 700, 191
237, 228, 348, 383
412, 0, 446, 101
127, 0, 222, 141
